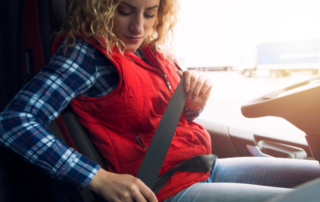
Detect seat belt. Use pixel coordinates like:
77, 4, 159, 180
136, 76, 216, 194
153, 154, 216, 194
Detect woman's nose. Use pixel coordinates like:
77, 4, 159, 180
130, 14, 144, 35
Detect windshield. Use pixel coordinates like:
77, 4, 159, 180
173, 0, 320, 143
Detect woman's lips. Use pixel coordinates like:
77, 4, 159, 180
125, 36, 141, 43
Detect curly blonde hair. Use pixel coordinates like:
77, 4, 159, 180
56, 0, 179, 57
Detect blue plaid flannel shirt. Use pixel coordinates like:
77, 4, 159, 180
0, 39, 204, 188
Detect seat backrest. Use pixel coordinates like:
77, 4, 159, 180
1, 0, 107, 201
35, 0, 107, 165
0, 0, 25, 112
0, 1, 56, 202
34, 0, 108, 201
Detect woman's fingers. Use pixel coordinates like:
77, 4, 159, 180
181, 70, 191, 92
176, 70, 212, 110
177, 70, 183, 78
183, 71, 199, 99
137, 180, 158, 202
180, 71, 206, 100
87, 169, 157, 202
198, 79, 212, 98
191, 75, 206, 100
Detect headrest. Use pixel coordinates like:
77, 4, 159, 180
37, 0, 68, 64
51, 0, 68, 31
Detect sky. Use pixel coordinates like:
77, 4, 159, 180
172, 0, 320, 68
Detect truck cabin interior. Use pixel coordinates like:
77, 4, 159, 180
2, 0, 320, 202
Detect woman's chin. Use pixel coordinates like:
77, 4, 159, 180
124, 46, 139, 52
123, 42, 144, 52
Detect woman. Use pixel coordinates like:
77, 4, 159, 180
1, 0, 320, 202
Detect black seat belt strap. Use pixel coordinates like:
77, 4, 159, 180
136, 76, 216, 193
153, 154, 216, 194
136, 77, 187, 190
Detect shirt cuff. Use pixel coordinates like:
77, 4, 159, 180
183, 105, 205, 121
53, 142, 101, 188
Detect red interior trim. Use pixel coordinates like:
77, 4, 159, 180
23, 0, 45, 75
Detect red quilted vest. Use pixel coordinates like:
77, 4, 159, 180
52, 36, 212, 201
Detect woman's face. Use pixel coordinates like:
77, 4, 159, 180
113, 0, 160, 52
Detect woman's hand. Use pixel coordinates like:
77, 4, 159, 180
87, 168, 158, 202
177, 70, 212, 111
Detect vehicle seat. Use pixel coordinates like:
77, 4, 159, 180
0, 1, 58, 201
22, 0, 108, 201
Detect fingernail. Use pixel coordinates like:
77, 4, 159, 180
199, 93, 203, 97
188, 93, 192, 99
192, 96, 196, 101
185, 86, 189, 92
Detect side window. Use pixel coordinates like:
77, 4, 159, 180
174, 0, 320, 143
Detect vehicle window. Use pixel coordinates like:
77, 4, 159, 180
173, 0, 320, 143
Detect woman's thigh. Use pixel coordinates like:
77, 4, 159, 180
164, 183, 291, 202
164, 157, 320, 202
208, 157, 320, 187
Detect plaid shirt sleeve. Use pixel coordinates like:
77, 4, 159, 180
0, 40, 101, 188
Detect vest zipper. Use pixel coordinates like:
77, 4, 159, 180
131, 53, 173, 91
163, 74, 172, 91
146, 60, 173, 91
136, 134, 147, 149
143, 49, 173, 91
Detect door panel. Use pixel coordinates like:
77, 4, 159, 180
253, 133, 312, 159
196, 119, 313, 160
195, 119, 240, 158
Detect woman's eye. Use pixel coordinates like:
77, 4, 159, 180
118, 9, 131, 16
144, 13, 155, 18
